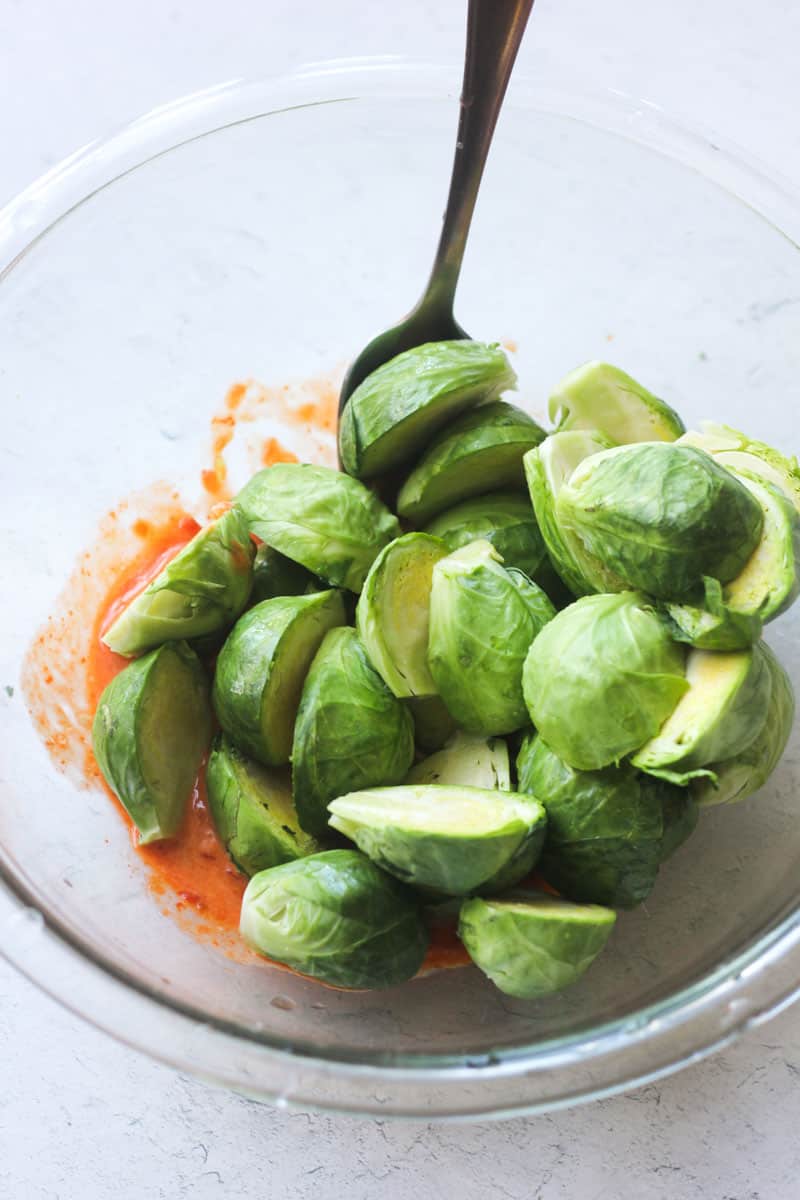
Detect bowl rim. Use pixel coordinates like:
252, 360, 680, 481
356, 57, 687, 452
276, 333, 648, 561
2, 56, 800, 1119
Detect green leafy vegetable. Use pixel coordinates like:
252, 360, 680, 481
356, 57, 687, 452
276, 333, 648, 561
356, 533, 449, 698
406, 695, 457, 753
523, 592, 687, 770
517, 734, 692, 907
549, 361, 685, 443
678, 422, 800, 514
423, 489, 570, 604
523, 432, 624, 596
339, 341, 517, 478
397, 400, 545, 523
92, 641, 211, 844
556, 443, 764, 598
240, 850, 428, 989
251, 545, 322, 604
692, 643, 795, 807
213, 590, 345, 766
206, 734, 321, 876
458, 892, 615, 998
631, 643, 772, 784
291, 627, 415, 838
103, 507, 255, 657
664, 471, 800, 648
428, 540, 556, 735
407, 730, 511, 791
329, 784, 547, 896
236, 463, 400, 592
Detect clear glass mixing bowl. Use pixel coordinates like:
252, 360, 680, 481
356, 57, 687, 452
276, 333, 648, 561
1, 59, 800, 1120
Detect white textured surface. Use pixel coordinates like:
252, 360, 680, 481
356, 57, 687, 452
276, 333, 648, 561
2, 0, 800, 1194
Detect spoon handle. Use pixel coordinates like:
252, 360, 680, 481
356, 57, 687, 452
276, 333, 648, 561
421, 0, 535, 317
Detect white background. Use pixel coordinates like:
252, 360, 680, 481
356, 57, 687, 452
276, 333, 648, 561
1, 1, 799, 1196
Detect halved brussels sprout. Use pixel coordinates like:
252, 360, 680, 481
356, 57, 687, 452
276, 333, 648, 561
406, 730, 511, 791
240, 849, 428, 989
659, 784, 700, 863
678, 422, 800, 514
103, 507, 255, 657
206, 735, 321, 875
631, 643, 772, 784
406, 694, 457, 753
458, 892, 616, 999
92, 641, 211, 844
423, 490, 570, 604
428, 541, 556, 735
251, 544, 322, 604
236, 463, 400, 592
556, 443, 765, 599
291, 627, 415, 838
213, 590, 345, 766
692, 643, 795, 807
523, 592, 687, 770
328, 784, 546, 896
662, 581, 762, 652
548, 361, 685, 444
356, 533, 448, 698
338, 340, 517, 478
516, 734, 691, 907
664, 471, 800, 649
523, 432, 625, 597
396, 401, 545, 523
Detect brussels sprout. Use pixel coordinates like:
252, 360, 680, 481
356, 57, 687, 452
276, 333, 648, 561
428, 541, 556, 735
396, 401, 545, 523
236, 463, 400, 592
240, 849, 428, 989
693, 643, 795, 807
548, 361, 685, 444
523, 432, 625, 597
251, 545, 322, 604
523, 592, 687, 770
103, 507, 255, 657
556, 443, 764, 599
458, 893, 616, 999
662, 582, 762, 652
406, 731, 511, 791
517, 734, 664, 907
631, 643, 772, 784
92, 642, 211, 844
328, 784, 547, 896
339, 341, 517, 478
423, 490, 570, 604
664, 471, 800, 649
206, 735, 321, 876
406, 694, 457, 752
678, 422, 800, 514
356, 533, 448, 698
659, 784, 699, 862
213, 590, 345, 766
291, 628, 415, 838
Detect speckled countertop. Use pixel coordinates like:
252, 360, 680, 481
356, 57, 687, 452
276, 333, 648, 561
2, 2, 799, 1196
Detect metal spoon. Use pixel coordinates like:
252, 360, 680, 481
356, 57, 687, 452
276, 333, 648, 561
337, 0, 535, 422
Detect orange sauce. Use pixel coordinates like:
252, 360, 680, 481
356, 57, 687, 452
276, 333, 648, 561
199, 375, 341, 507
86, 512, 199, 711
261, 438, 299, 467
422, 919, 472, 972
138, 766, 247, 931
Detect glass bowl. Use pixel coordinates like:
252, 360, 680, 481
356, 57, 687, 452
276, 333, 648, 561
2, 59, 800, 1120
